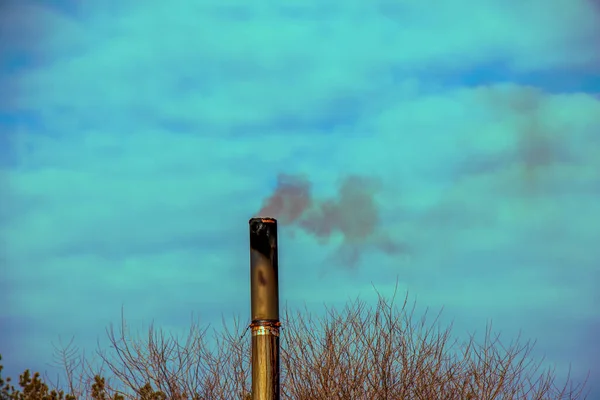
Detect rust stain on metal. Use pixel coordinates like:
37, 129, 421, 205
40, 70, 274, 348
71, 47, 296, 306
252, 326, 280, 337
251, 321, 281, 337
259, 269, 267, 286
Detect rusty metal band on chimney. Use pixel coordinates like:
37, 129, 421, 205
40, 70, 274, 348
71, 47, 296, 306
249, 217, 280, 400
251, 320, 281, 336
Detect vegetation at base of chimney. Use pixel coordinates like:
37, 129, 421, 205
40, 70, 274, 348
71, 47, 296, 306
0, 282, 589, 399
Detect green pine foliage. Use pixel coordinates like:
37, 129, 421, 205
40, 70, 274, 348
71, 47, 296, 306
0, 355, 75, 400
0, 355, 167, 400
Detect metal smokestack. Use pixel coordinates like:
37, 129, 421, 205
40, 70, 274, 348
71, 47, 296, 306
249, 217, 280, 400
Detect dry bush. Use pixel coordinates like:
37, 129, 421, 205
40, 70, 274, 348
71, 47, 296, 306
3, 282, 589, 399
279, 283, 589, 400
42, 313, 253, 400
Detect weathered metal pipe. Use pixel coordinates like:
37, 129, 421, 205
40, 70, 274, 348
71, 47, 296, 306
249, 217, 280, 400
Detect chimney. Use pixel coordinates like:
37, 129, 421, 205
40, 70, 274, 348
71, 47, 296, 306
249, 217, 281, 400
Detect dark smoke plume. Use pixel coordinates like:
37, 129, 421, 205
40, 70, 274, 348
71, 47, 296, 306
459, 86, 570, 196
499, 87, 564, 194
257, 174, 409, 268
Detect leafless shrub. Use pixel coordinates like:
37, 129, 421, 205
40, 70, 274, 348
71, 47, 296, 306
42, 281, 588, 399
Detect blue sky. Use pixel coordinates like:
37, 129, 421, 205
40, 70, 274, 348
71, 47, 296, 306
1, 0, 599, 396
